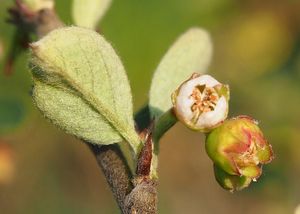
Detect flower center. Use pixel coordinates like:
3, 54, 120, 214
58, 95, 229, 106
240, 140, 259, 165
190, 85, 219, 120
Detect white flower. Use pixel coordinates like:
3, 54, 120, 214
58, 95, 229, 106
172, 73, 229, 132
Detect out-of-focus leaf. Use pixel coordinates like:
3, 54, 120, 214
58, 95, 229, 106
72, 0, 112, 29
149, 28, 213, 118
22, 0, 54, 12
30, 27, 140, 152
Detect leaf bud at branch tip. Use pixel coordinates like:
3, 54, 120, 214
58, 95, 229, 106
172, 73, 229, 132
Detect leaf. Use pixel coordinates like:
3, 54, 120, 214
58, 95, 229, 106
149, 28, 213, 118
30, 26, 140, 151
22, 0, 54, 12
72, 0, 112, 29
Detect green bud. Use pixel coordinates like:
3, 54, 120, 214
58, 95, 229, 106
172, 73, 229, 132
206, 116, 274, 181
214, 164, 252, 192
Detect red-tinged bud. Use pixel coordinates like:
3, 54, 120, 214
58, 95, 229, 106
214, 164, 252, 192
206, 116, 274, 183
172, 73, 229, 132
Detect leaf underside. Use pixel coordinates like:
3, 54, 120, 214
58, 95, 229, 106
30, 27, 139, 147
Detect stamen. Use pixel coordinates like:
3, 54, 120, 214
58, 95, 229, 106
190, 85, 219, 117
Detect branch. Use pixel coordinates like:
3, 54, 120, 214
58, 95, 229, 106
126, 128, 158, 214
124, 177, 158, 214
89, 144, 133, 213
8, 1, 63, 39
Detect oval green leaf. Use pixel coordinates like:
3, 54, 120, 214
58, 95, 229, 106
30, 27, 140, 151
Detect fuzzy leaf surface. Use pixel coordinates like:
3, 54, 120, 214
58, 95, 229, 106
30, 27, 140, 150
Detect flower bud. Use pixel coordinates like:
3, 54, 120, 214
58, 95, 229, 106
206, 116, 274, 182
172, 73, 229, 132
213, 164, 252, 192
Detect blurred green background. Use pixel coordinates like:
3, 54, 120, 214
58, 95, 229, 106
0, 0, 300, 213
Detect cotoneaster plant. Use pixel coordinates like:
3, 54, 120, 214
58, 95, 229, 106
7, 0, 274, 213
